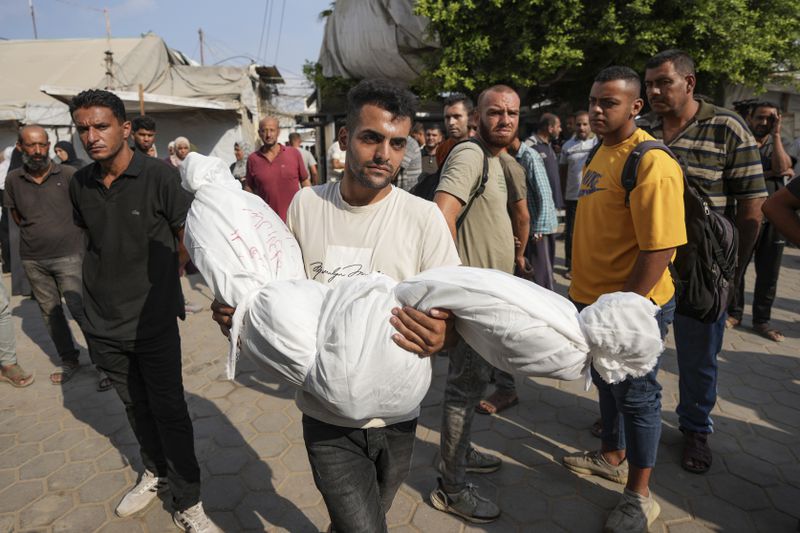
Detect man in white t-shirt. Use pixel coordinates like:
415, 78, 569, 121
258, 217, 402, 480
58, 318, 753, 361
558, 111, 598, 278
212, 79, 460, 532
326, 136, 347, 183
288, 132, 319, 185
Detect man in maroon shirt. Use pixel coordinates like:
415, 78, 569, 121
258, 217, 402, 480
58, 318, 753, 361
245, 116, 310, 220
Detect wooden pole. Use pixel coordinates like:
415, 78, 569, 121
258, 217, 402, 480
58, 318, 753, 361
198, 28, 205, 66
138, 84, 145, 116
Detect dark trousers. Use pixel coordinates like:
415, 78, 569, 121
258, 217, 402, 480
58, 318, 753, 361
86, 324, 200, 510
525, 233, 555, 290
303, 415, 417, 533
728, 181, 785, 324
564, 200, 578, 270
440, 339, 493, 492
22, 254, 86, 363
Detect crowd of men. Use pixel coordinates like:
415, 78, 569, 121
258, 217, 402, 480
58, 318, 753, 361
0, 47, 798, 533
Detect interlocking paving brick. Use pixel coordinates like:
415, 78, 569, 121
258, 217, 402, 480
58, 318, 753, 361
18, 492, 73, 529
250, 433, 290, 459
52, 504, 108, 532
203, 475, 246, 511
42, 428, 86, 453
0, 441, 39, 468
47, 461, 96, 491
277, 472, 321, 508
77, 471, 129, 504
280, 444, 312, 472
0, 480, 43, 513
411, 503, 464, 533
20, 451, 66, 480
691, 495, 757, 532
206, 446, 250, 475
765, 485, 800, 518
550, 497, 606, 532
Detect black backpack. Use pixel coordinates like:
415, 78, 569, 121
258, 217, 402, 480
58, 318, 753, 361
585, 140, 738, 323
410, 138, 489, 229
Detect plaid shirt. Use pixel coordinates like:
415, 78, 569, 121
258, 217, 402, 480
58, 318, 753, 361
515, 142, 557, 234
646, 99, 766, 214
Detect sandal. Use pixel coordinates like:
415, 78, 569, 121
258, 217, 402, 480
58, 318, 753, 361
0, 364, 34, 388
96, 376, 113, 392
681, 430, 712, 474
725, 316, 741, 329
753, 323, 784, 342
476, 390, 519, 415
50, 361, 80, 385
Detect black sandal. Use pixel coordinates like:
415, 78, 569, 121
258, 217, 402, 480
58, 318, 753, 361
681, 430, 712, 474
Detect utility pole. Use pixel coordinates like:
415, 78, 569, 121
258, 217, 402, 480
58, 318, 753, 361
28, 0, 38, 39
198, 28, 205, 66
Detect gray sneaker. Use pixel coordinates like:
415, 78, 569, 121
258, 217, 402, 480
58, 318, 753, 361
429, 477, 500, 524
438, 447, 502, 474
562, 450, 628, 484
603, 488, 660, 533
115, 470, 168, 517
173, 502, 222, 533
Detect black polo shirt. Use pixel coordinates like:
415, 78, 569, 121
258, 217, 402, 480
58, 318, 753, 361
70, 150, 193, 341
4, 163, 85, 260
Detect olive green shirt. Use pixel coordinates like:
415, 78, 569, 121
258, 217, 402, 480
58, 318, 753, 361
436, 142, 514, 273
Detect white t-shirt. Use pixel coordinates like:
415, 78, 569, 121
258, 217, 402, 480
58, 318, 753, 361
299, 148, 317, 175
287, 182, 461, 428
559, 136, 598, 201
326, 142, 346, 182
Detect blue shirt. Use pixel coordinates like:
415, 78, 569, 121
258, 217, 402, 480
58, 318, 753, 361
515, 143, 557, 234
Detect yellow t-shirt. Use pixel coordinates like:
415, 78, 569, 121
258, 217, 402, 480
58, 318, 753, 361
569, 129, 687, 306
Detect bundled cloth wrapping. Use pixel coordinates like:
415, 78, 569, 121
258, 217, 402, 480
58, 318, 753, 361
180, 153, 666, 421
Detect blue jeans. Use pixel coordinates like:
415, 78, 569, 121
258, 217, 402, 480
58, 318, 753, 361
588, 297, 675, 468
672, 312, 725, 434
303, 415, 417, 533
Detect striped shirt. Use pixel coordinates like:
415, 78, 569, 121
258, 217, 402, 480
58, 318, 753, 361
646, 99, 766, 213
514, 142, 557, 234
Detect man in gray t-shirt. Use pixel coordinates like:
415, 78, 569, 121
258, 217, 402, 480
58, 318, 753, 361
4, 125, 95, 387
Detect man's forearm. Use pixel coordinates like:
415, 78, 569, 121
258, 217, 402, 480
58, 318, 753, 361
509, 199, 530, 258
763, 188, 800, 246
622, 248, 676, 297
735, 197, 766, 266
771, 135, 793, 176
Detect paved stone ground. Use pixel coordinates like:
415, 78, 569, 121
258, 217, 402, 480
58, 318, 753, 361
1, 241, 799, 532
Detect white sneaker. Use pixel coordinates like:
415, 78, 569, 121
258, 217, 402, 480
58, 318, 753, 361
173, 502, 221, 533
603, 488, 660, 533
115, 470, 168, 517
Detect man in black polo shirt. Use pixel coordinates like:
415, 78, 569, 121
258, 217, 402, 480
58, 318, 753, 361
69, 89, 219, 533
4, 125, 105, 389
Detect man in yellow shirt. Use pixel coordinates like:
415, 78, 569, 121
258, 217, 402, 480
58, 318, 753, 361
562, 66, 687, 532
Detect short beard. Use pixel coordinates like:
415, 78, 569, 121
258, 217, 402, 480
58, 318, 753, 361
478, 122, 513, 150
22, 153, 50, 173
352, 167, 396, 190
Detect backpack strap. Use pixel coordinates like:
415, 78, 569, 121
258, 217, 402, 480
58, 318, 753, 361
455, 138, 490, 229
583, 141, 602, 171
621, 140, 679, 207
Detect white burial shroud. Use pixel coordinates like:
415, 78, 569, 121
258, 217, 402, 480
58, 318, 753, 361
179, 153, 665, 421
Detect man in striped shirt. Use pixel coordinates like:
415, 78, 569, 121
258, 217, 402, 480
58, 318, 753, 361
643, 50, 767, 475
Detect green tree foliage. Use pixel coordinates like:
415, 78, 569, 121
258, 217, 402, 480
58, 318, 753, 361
414, 0, 800, 106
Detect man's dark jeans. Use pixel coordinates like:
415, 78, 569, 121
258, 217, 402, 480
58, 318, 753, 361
86, 323, 200, 510
303, 415, 416, 533
22, 254, 86, 363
